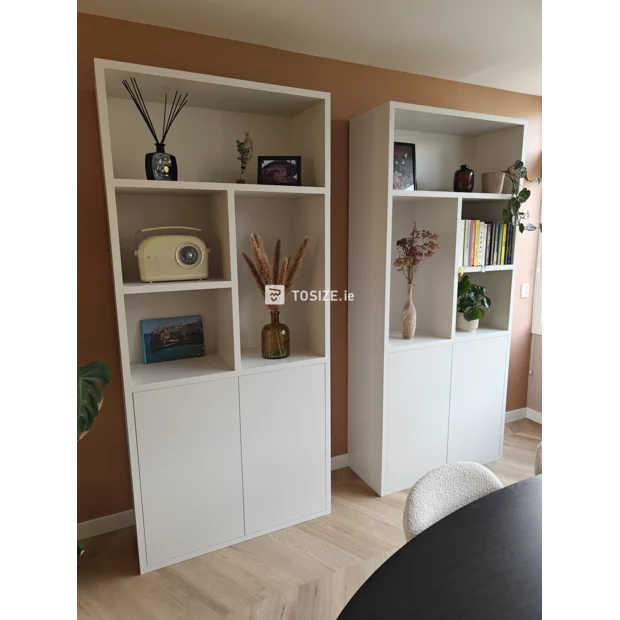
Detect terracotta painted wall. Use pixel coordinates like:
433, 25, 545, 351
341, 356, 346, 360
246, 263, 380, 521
77, 13, 542, 523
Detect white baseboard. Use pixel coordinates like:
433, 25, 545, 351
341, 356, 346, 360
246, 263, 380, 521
78, 509, 135, 540
526, 407, 542, 424
505, 407, 542, 424
505, 408, 527, 423
331, 453, 349, 471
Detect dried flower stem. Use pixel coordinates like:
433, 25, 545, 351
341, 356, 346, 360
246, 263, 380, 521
393, 223, 440, 284
242, 236, 309, 311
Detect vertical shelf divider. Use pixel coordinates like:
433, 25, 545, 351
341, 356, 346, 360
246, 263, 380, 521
227, 189, 242, 372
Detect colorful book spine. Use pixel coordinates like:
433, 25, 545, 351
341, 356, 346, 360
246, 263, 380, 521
464, 220, 471, 266
500, 223, 508, 265
474, 220, 483, 267
494, 222, 502, 265
506, 224, 514, 265
460, 220, 467, 266
470, 220, 477, 266
477, 222, 486, 267
485, 222, 493, 266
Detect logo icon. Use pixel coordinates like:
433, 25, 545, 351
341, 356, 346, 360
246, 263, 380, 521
265, 285, 285, 305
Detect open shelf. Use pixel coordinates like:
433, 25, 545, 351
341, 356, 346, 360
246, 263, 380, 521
116, 190, 231, 285
235, 194, 327, 359
388, 330, 451, 352
453, 327, 510, 342
393, 190, 511, 201
123, 279, 232, 295
131, 354, 234, 391
461, 265, 514, 274
114, 179, 326, 197
240, 347, 325, 373
103, 62, 328, 186
124, 288, 235, 381
388, 197, 458, 341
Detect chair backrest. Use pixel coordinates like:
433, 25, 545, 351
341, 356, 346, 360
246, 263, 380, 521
403, 462, 503, 541
535, 441, 542, 476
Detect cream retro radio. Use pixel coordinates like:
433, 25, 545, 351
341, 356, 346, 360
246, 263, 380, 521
135, 226, 210, 282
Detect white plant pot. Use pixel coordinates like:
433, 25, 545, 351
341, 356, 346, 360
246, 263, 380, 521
456, 313, 479, 332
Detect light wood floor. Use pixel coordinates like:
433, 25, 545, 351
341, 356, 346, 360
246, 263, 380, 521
77, 420, 541, 620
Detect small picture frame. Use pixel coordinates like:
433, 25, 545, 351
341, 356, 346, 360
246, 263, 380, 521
393, 142, 417, 190
257, 156, 302, 186
140, 315, 205, 364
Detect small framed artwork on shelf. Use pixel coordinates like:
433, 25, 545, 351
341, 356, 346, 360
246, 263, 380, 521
141, 316, 205, 364
393, 142, 417, 190
257, 156, 302, 186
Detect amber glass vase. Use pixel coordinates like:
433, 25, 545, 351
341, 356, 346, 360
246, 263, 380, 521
261, 311, 290, 359
453, 164, 474, 192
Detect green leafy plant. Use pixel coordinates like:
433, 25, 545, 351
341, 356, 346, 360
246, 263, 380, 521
235, 132, 254, 182
78, 360, 111, 563
501, 160, 541, 233
457, 275, 491, 321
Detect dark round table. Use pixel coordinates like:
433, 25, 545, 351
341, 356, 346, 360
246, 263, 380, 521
338, 475, 542, 619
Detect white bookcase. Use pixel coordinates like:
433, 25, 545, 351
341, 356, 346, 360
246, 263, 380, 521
348, 102, 526, 496
94, 59, 330, 573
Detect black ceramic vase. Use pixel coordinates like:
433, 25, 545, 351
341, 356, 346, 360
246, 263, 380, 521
453, 164, 474, 192
145, 143, 178, 181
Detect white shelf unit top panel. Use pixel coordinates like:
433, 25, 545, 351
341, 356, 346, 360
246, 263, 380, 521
240, 348, 325, 373
392, 103, 526, 137
123, 280, 232, 295
130, 354, 235, 392
114, 179, 327, 197
101, 60, 328, 116
461, 265, 514, 274
393, 190, 511, 202
388, 331, 451, 352
453, 327, 510, 342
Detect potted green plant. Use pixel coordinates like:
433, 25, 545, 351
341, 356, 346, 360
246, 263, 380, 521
235, 132, 254, 183
78, 360, 112, 561
501, 160, 541, 233
456, 275, 491, 332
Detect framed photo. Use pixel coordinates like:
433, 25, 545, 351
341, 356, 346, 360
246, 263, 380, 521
140, 315, 205, 364
257, 156, 302, 186
393, 142, 417, 190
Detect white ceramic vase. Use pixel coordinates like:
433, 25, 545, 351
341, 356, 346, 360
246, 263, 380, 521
401, 283, 417, 339
456, 312, 479, 332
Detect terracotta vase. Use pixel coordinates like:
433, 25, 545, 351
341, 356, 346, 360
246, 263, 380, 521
481, 172, 506, 194
401, 283, 417, 339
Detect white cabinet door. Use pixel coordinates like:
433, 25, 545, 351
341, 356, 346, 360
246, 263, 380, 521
448, 336, 509, 464
385, 345, 452, 494
239, 364, 327, 535
134, 378, 245, 567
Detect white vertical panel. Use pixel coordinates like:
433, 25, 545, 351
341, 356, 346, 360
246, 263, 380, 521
448, 336, 509, 463
134, 378, 245, 566
385, 345, 452, 494
239, 365, 327, 534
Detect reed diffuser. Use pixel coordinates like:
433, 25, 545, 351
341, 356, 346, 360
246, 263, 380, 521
121, 77, 188, 181
242, 234, 310, 359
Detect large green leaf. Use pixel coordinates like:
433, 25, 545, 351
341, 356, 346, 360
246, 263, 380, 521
78, 361, 111, 440
457, 275, 471, 297
464, 306, 483, 321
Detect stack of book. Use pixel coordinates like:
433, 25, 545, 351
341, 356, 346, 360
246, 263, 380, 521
460, 220, 515, 267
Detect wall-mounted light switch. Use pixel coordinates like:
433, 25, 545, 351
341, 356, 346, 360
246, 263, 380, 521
520, 283, 530, 298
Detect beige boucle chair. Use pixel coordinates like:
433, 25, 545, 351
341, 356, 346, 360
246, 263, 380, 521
403, 462, 503, 542
535, 441, 542, 475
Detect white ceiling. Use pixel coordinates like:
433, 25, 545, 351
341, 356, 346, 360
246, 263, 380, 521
78, 0, 542, 96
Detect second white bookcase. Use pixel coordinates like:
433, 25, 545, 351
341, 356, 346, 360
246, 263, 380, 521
348, 102, 526, 496
95, 59, 331, 572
